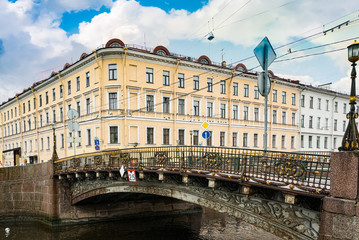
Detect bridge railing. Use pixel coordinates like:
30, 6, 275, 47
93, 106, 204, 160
53, 146, 331, 195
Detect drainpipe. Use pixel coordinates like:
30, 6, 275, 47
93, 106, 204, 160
172, 59, 180, 147
331, 93, 338, 151
15, 96, 23, 163
57, 72, 67, 158
30, 87, 40, 163
122, 47, 128, 147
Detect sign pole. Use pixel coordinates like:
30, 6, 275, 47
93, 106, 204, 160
263, 45, 268, 152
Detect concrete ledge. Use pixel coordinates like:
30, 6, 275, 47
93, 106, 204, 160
323, 196, 356, 216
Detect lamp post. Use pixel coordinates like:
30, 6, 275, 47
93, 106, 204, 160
52, 123, 58, 161
189, 130, 193, 146
339, 40, 359, 151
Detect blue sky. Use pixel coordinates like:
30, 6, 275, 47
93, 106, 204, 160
0, 0, 359, 102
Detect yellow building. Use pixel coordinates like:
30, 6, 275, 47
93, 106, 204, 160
0, 38, 299, 166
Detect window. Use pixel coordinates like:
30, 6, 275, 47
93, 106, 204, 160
244, 84, 249, 97
193, 100, 200, 116
86, 98, 91, 114
325, 118, 329, 129
309, 116, 313, 128
67, 81, 71, 95
301, 95, 305, 107
60, 85, 63, 98
220, 80, 226, 94
60, 107, 63, 122
334, 119, 337, 131
87, 129, 91, 146
282, 111, 286, 124
243, 106, 249, 120
291, 93, 296, 105
163, 70, 170, 86
318, 98, 321, 109
301, 135, 304, 148
272, 135, 277, 148
254, 86, 259, 99
178, 129, 185, 145
309, 136, 313, 148
52, 88, 56, 101
273, 110, 277, 123
243, 133, 248, 147
233, 83, 238, 96
46, 112, 49, 125
47, 137, 50, 150
33, 98, 36, 109
254, 108, 259, 122
220, 132, 225, 146
52, 110, 56, 123
28, 100, 31, 111
207, 102, 213, 117
232, 132, 238, 147
344, 103, 347, 114
146, 95, 154, 112
147, 127, 154, 144
61, 134, 64, 148
69, 132, 73, 148
78, 131, 81, 146
343, 120, 346, 132
23, 103, 25, 113
76, 76, 80, 91
317, 136, 320, 149
163, 97, 170, 113
282, 91, 287, 104
334, 138, 337, 149
109, 126, 118, 144
86, 72, 90, 87
291, 136, 295, 149
254, 133, 258, 147
193, 130, 199, 145
309, 96, 313, 109
326, 99, 329, 111
109, 64, 117, 80
163, 128, 170, 145
334, 101, 338, 112
220, 103, 226, 119
207, 131, 213, 146
291, 113, 296, 125
232, 105, 238, 120
146, 67, 153, 83
109, 92, 118, 110
39, 114, 43, 127
324, 137, 328, 149
193, 76, 199, 90
281, 135, 286, 149
317, 117, 321, 129
76, 101, 81, 116
178, 99, 185, 115
178, 73, 184, 88
207, 78, 213, 92
273, 90, 277, 102
40, 138, 44, 151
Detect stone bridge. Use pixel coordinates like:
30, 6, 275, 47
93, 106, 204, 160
1, 146, 359, 239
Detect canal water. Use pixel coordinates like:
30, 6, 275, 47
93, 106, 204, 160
0, 209, 280, 240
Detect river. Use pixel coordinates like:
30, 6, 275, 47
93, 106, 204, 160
0, 208, 281, 240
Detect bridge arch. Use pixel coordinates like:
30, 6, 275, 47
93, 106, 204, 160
70, 180, 318, 240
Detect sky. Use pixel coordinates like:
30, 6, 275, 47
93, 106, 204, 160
0, 0, 359, 103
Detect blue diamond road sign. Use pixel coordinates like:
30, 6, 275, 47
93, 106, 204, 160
202, 131, 211, 139
253, 37, 276, 71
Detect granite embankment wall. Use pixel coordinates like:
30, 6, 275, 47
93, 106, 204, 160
0, 161, 58, 222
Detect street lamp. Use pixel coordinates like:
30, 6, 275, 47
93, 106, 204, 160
339, 40, 359, 151
52, 123, 59, 161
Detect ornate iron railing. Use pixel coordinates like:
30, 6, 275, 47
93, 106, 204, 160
53, 146, 331, 195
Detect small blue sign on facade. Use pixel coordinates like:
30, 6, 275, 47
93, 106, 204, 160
202, 131, 211, 139
95, 145, 100, 151
94, 139, 100, 146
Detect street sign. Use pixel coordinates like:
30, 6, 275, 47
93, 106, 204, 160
127, 170, 137, 183
94, 137, 100, 146
68, 121, 79, 132
201, 121, 209, 129
67, 109, 79, 120
67, 137, 82, 143
258, 72, 271, 97
202, 131, 211, 139
95, 145, 100, 151
253, 37, 277, 71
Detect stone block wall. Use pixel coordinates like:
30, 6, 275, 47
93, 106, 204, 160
0, 162, 58, 221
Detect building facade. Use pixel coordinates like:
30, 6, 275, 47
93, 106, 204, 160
0, 38, 345, 166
